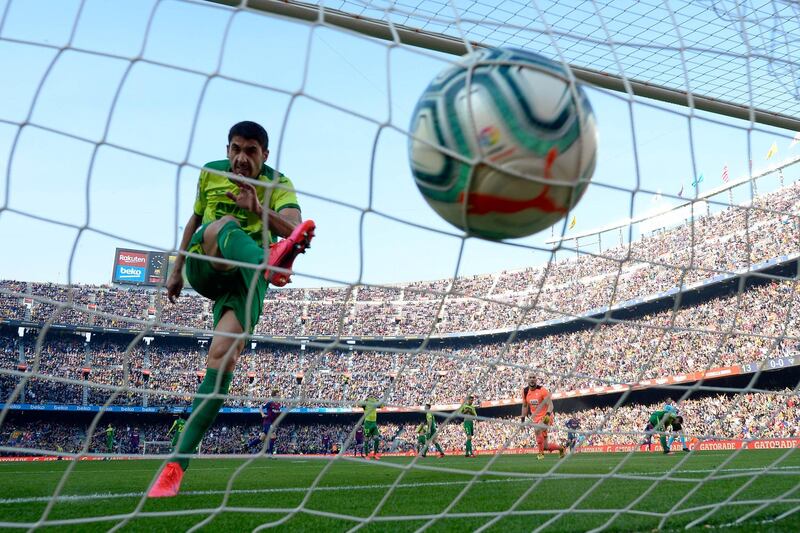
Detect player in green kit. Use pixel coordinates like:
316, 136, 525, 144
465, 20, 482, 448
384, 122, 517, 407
423, 403, 446, 458
105, 424, 115, 457
643, 405, 678, 454
358, 396, 383, 460
149, 121, 315, 498
460, 395, 477, 457
167, 414, 187, 449
415, 422, 427, 455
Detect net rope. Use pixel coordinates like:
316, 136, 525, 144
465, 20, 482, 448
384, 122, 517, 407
0, 0, 798, 530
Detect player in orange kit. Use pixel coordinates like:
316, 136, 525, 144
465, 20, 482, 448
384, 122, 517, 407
521, 375, 565, 460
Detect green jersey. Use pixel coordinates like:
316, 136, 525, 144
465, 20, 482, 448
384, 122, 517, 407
193, 160, 300, 245
649, 410, 674, 429
426, 412, 437, 431
105, 427, 114, 442
460, 403, 477, 417
359, 398, 383, 422
170, 418, 186, 435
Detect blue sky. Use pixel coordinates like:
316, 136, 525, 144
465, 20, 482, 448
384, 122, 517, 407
0, 0, 797, 289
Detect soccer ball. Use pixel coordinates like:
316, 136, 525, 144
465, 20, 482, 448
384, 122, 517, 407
408, 48, 598, 240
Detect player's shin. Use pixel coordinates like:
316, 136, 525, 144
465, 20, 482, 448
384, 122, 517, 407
659, 435, 669, 453
536, 434, 545, 454
176, 368, 233, 471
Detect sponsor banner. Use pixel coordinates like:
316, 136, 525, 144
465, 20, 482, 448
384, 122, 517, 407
116, 250, 147, 267
0, 456, 137, 462
112, 248, 181, 287
115, 265, 145, 283
577, 439, 800, 453
545, 365, 743, 403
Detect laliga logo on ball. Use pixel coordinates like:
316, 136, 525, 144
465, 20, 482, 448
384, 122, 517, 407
408, 48, 598, 240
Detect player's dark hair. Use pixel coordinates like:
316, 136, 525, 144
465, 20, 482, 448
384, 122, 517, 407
228, 121, 269, 150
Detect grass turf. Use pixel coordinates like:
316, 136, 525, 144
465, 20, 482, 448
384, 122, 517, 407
0, 450, 799, 531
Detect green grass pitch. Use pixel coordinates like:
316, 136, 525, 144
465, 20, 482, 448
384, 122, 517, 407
1, 450, 799, 531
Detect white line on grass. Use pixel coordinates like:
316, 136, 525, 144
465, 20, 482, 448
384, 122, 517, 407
1, 465, 799, 506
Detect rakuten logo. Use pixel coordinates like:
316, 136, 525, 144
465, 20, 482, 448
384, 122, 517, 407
117, 251, 147, 266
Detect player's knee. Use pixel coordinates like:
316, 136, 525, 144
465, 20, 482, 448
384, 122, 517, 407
207, 341, 242, 367
202, 216, 240, 255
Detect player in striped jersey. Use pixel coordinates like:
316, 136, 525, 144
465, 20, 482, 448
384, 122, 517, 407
248, 389, 281, 455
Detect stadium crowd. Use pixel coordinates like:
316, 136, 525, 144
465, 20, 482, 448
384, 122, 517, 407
2, 391, 798, 456
0, 180, 798, 338
1, 276, 798, 409
0, 173, 798, 433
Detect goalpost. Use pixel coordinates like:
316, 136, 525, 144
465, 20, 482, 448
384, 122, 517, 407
1, 0, 800, 530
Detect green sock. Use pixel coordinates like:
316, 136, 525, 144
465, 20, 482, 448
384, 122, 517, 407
176, 368, 233, 471
466, 439, 472, 455
217, 221, 265, 266
660, 435, 669, 453
373, 438, 379, 454
436, 443, 444, 454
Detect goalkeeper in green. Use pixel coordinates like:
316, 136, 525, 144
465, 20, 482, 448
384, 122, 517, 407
460, 395, 477, 457
422, 403, 446, 458
358, 396, 383, 460
643, 405, 678, 454
148, 121, 315, 498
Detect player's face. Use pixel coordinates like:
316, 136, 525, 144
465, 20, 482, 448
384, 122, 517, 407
527, 375, 537, 388
227, 135, 267, 179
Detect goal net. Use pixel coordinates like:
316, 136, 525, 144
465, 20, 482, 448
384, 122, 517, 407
1, 0, 800, 530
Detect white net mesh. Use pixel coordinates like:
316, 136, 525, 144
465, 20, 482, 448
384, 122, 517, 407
1, 0, 800, 530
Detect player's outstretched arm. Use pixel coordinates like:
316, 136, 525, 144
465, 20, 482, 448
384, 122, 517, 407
167, 213, 202, 303
226, 178, 302, 238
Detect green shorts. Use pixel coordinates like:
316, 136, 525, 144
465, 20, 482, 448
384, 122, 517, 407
185, 222, 268, 333
463, 420, 474, 437
417, 435, 427, 445
364, 421, 379, 438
